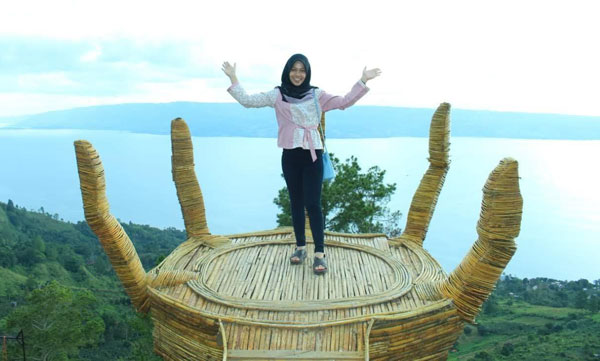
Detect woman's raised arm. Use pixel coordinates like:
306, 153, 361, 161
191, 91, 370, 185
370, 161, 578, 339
360, 66, 382, 84
222, 61, 239, 84
223, 61, 277, 108
320, 66, 381, 112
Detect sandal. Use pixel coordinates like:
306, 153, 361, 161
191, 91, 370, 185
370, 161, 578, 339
290, 248, 307, 264
313, 255, 328, 275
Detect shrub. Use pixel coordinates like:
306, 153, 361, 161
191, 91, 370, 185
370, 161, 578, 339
477, 324, 490, 336
473, 351, 494, 360
500, 342, 515, 356
537, 328, 550, 336
568, 312, 580, 320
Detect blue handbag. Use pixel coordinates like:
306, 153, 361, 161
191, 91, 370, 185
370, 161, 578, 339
322, 151, 335, 181
313, 90, 335, 182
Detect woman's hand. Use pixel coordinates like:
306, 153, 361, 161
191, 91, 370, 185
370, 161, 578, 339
222, 61, 238, 84
361, 67, 382, 83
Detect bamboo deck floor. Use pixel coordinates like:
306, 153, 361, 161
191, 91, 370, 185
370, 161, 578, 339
152, 228, 448, 355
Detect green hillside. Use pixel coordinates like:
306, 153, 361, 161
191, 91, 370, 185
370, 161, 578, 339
0, 200, 185, 360
1, 199, 598, 360
450, 277, 600, 360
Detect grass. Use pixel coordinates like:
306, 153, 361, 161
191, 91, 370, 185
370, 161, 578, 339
508, 302, 588, 319
447, 299, 600, 360
0, 267, 27, 296
449, 334, 507, 359
0, 267, 27, 282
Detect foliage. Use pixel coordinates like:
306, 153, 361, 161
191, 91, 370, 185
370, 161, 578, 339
470, 351, 493, 361
500, 342, 514, 356
0, 200, 185, 360
449, 275, 600, 361
273, 154, 402, 236
6, 281, 105, 360
482, 294, 499, 315
3, 201, 600, 360
495, 275, 600, 311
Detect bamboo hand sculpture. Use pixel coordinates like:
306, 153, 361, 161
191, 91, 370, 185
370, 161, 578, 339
73, 104, 523, 360
74, 118, 230, 313
390, 103, 523, 323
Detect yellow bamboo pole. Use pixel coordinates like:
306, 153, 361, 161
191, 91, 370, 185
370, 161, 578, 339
391, 103, 451, 247
74, 140, 150, 312
439, 158, 523, 322
171, 118, 210, 236
171, 118, 229, 248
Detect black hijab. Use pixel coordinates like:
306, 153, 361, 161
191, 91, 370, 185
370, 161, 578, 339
278, 53, 317, 101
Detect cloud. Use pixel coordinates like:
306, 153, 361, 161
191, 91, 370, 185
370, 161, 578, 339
0, 36, 222, 97
80, 45, 102, 63
0, 36, 212, 74
0, 37, 87, 73
17, 72, 79, 91
1, 1, 599, 116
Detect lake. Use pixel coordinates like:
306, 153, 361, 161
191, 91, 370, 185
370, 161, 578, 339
1, 129, 598, 281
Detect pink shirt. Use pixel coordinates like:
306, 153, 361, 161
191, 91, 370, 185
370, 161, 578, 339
227, 80, 369, 161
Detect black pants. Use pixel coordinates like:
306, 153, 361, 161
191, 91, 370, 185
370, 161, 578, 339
281, 148, 325, 253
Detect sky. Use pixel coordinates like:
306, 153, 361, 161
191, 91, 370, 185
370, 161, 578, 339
1, 0, 599, 118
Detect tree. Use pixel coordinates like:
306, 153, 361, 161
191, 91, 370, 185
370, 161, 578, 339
500, 342, 515, 356
482, 294, 499, 315
32, 235, 46, 253
472, 351, 493, 361
574, 290, 587, 309
274, 154, 401, 236
126, 314, 162, 361
587, 295, 600, 313
16, 244, 45, 266
7, 199, 15, 212
0, 245, 16, 267
6, 281, 104, 361
63, 253, 84, 273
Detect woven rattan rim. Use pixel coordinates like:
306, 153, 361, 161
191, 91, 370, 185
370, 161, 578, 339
187, 239, 413, 311
148, 287, 453, 328
395, 239, 447, 284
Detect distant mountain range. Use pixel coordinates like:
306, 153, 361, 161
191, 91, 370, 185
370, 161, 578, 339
2, 102, 599, 139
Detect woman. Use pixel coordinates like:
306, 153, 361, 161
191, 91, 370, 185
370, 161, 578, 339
222, 54, 380, 275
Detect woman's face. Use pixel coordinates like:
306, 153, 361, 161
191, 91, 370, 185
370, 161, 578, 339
289, 61, 306, 86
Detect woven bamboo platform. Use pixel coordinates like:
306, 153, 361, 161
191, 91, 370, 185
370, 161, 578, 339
73, 103, 523, 360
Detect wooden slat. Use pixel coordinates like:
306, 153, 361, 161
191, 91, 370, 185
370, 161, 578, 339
227, 350, 364, 360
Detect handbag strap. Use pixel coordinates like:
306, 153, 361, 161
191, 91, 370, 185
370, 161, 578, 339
312, 89, 328, 153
